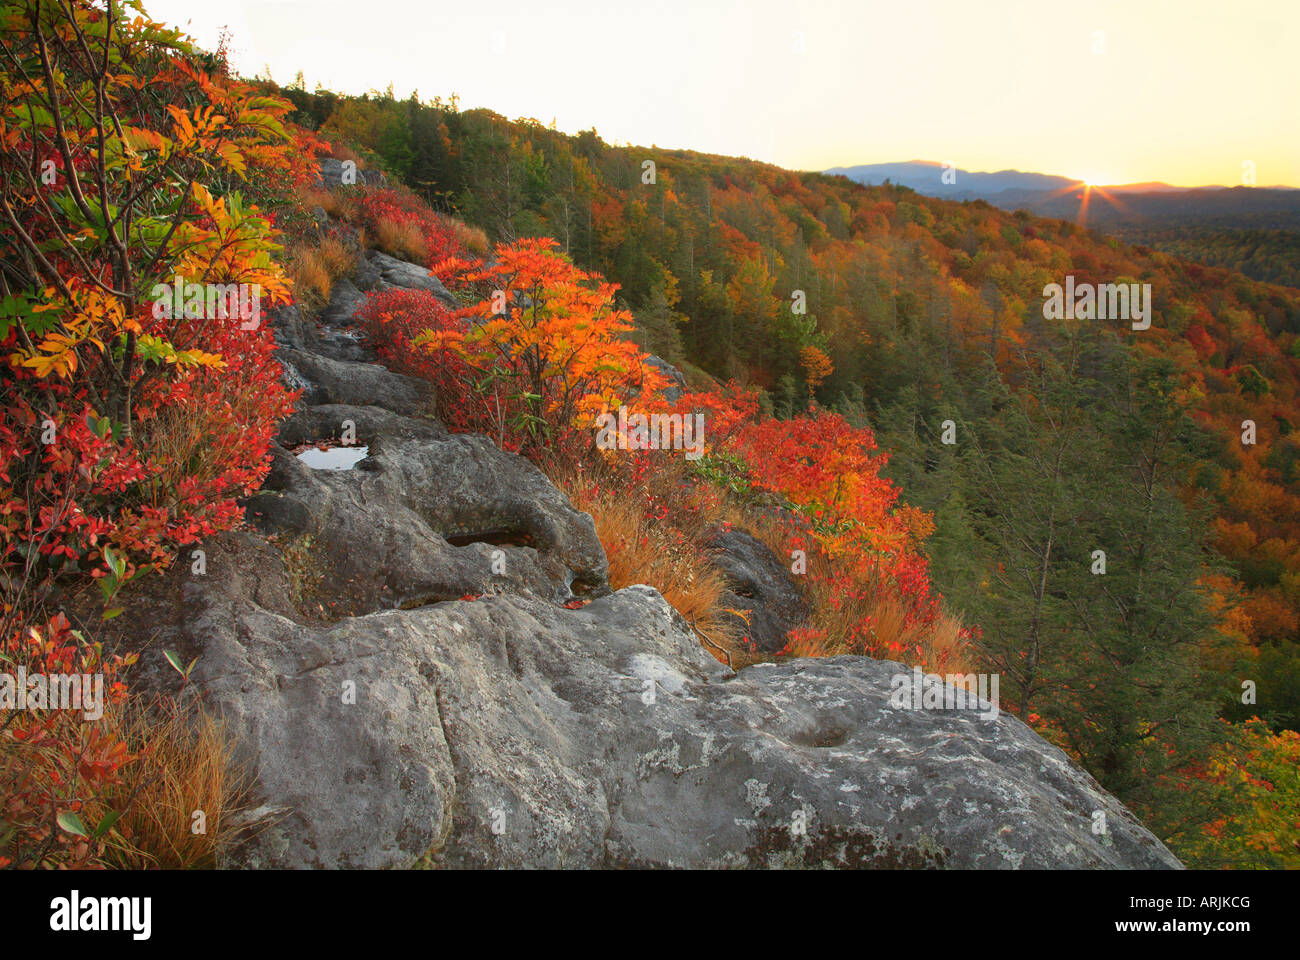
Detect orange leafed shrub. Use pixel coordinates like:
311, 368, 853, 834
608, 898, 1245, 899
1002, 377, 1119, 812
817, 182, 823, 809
410, 237, 669, 463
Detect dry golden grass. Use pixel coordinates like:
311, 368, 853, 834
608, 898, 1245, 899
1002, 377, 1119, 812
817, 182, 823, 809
918, 614, 970, 674
101, 700, 256, 869
289, 244, 333, 311
452, 220, 491, 258
0, 696, 256, 868
317, 234, 358, 278
299, 184, 345, 219
784, 548, 975, 673
287, 235, 357, 314
372, 215, 429, 263
550, 450, 970, 674
557, 464, 752, 667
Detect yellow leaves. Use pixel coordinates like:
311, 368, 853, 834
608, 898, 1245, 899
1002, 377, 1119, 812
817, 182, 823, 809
20, 333, 83, 378
133, 334, 227, 370
9, 283, 133, 379
165, 104, 227, 151
7, 281, 156, 380
414, 328, 466, 353
190, 181, 224, 220
121, 125, 170, 158
17, 323, 104, 379
216, 141, 247, 178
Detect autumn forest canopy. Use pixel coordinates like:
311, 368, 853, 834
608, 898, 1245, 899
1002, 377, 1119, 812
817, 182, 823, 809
2, 0, 1299, 873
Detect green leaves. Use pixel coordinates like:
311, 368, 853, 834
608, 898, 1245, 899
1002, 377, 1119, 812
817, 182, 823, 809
0, 292, 34, 341
163, 648, 197, 682
4, 102, 54, 131
97, 544, 129, 618
93, 810, 122, 840
57, 810, 88, 838
0, 291, 68, 343
85, 411, 112, 440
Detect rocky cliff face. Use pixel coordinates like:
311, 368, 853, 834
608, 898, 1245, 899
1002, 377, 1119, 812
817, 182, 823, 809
115, 195, 1181, 869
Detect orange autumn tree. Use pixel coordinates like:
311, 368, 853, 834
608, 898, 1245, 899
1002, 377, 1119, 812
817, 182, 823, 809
799, 345, 834, 391
411, 237, 667, 462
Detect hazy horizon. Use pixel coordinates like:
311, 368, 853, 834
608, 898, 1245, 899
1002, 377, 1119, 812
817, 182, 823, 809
826, 158, 1300, 190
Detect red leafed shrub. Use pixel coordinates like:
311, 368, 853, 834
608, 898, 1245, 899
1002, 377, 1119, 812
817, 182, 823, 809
734, 411, 940, 626
356, 288, 472, 427
358, 186, 461, 268
672, 384, 764, 448
1, 293, 295, 629
0, 612, 133, 868
666, 386, 965, 667
1, 1, 300, 622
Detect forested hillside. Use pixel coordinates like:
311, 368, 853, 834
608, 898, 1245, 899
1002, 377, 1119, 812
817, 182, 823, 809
284, 86, 1300, 863
1114, 226, 1300, 289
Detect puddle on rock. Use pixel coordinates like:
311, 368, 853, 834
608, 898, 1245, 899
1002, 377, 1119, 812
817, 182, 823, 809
296, 444, 370, 471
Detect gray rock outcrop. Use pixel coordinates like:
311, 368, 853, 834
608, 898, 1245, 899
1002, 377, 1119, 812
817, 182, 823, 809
366, 249, 457, 306
707, 526, 810, 654
317, 156, 386, 188
170, 562, 1178, 869
645, 354, 687, 402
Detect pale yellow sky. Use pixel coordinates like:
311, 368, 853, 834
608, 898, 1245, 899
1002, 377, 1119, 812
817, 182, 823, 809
147, 0, 1299, 187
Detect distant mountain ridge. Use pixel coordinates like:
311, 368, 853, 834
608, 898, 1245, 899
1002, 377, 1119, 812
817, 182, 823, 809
824, 160, 1080, 197
825, 161, 1300, 242
824, 160, 1299, 199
